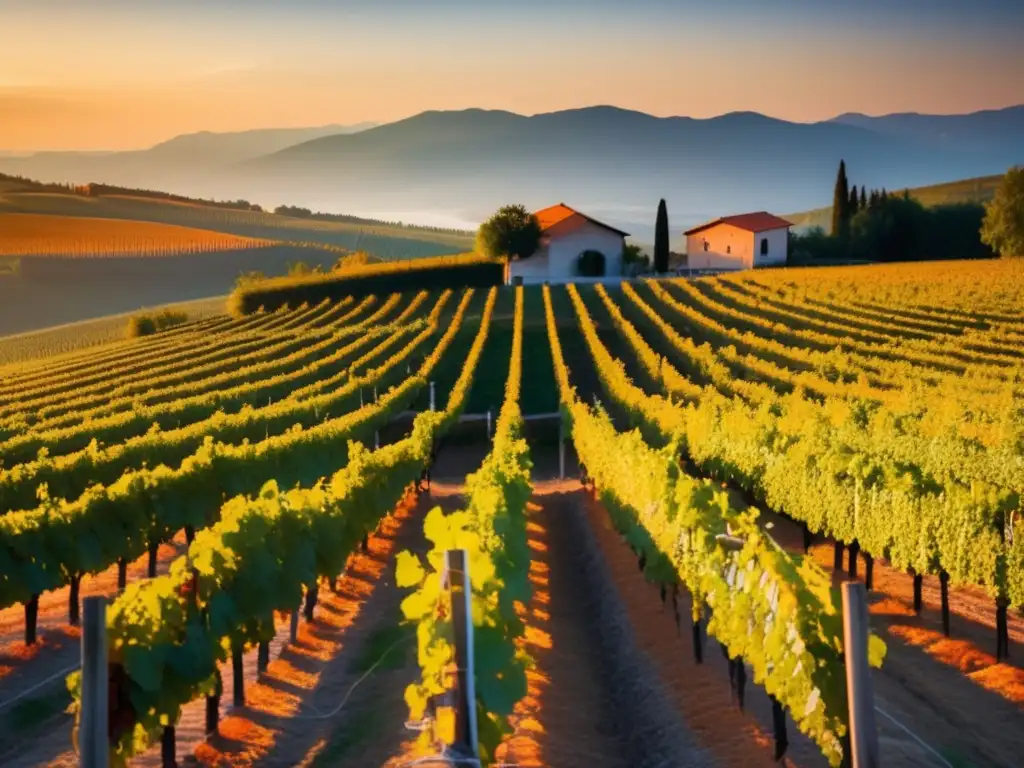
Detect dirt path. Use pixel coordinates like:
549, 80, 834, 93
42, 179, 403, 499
168, 491, 424, 768
761, 509, 1024, 768
497, 485, 635, 768
573, 488, 822, 768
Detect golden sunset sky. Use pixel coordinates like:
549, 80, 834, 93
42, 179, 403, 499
3, 0, 1022, 151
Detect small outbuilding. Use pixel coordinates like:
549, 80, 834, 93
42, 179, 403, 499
684, 212, 792, 271
508, 203, 629, 284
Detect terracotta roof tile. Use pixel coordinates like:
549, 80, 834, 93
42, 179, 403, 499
534, 203, 630, 237
684, 212, 792, 236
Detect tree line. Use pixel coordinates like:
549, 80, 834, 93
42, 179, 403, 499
79, 183, 264, 212
271, 205, 474, 236
793, 160, 1024, 263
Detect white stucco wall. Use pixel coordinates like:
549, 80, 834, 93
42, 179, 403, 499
508, 220, 624, 283
507, 245, 551, 282
753, 227, 788, 267
685, 224, 789, 270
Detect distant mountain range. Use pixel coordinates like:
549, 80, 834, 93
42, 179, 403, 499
1, 106, 1020, 241
0, 123, 376, 194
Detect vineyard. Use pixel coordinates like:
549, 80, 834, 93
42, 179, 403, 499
0, 214, 270, 258
0, 189, 474, 259
1, 258, 1023, 767
0, 296, 225, 367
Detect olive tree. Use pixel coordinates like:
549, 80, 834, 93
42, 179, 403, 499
981, 167, 1024, 258
476, 205, 542, 262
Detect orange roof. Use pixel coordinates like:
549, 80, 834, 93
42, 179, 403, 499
534, 203, 630, 237
684, 212, 792, 236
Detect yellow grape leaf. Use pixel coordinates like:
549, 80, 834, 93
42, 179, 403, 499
395, 551, 426, 588
404, 683, 429, 719
436, 705, 456, 745
423, 506, 454, 549
867, 633, 887, 668
401, 590, 434, 621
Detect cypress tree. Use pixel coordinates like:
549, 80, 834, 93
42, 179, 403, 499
860, 186, 867, 210
848, 185, 860, 216
654, 198, 669, 274
832, 160, 850, 238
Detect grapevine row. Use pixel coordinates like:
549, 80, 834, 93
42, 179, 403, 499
0, 293, 415, 437
0, 288, 483, 622
0, 303, 295, 403
0, 309, 438, 511
0, 292, 436, 464
690, 278, 1024, 383
0, 293, 388, 415
0, 311, 247, 386
734, 277, 1024, 364
646, 280, 1021, 448
569, 284, 1022, 615
67, 286, 498, 762
400, 285, 533, 763
9, 295, 423, 440
546, 284, 879, 767
0, 321, 417, 468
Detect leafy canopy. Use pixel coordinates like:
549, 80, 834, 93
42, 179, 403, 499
981, 166, 1024, 258
475, 204, 542, 261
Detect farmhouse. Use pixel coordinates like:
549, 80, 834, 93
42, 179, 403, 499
684, 212, 792, 271
508, 203, 628, 284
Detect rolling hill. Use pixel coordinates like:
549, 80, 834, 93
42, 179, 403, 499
0, 180, 475, 256
0, 185, 474, 336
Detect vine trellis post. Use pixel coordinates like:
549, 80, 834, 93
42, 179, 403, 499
443, 549, 479, 761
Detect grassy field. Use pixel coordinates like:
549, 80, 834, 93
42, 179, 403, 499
0, 295, 225, 366
786, 173, 1002, 231
0, 213, 269, 258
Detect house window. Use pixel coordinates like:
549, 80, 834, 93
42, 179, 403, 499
760, 237, 769, 256
703, 239, 709, 252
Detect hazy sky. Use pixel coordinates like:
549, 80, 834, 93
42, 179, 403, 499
3, 0, 1023, 151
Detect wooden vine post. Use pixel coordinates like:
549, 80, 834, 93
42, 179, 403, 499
80, 596, 109, 768
841, 582, 880, 768
444, 549, 479, 761
232, 642, 245, 707
558, 418, 566, 480
939, 571, 951, 636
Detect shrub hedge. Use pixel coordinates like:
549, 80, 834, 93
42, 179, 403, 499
227, 252, 505, 315
125, 310, 189, 338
